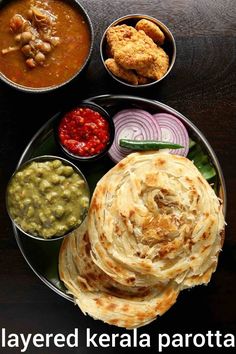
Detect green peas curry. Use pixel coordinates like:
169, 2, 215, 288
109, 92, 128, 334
7, 159, 90, 239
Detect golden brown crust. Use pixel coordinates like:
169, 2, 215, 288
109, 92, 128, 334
106, 25, 157, 70
59, 218, 180, 329
105, 58, 138, 85
136, 46, 169, 80
135, 19, 165, 45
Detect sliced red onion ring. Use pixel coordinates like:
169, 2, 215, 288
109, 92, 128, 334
153, 113, 189, 156
109, 109, 162, 163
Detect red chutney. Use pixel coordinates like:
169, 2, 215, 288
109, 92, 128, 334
58, 107, 110, 157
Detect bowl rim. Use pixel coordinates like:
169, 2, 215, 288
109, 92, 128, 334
6, 154, 90, 241
0, 0, 94, 93
54, 101, 115, 162
100, 13, 177, 88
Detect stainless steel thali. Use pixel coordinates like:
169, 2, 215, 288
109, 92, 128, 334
12, 94, 226, 301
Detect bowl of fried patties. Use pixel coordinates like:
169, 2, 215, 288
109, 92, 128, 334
100, 14, 176, 87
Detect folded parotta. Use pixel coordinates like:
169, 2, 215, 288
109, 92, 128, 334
59, 219, 179, 328
59, 151, 225, 328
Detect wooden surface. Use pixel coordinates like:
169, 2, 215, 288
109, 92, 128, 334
0, 0, 235, 353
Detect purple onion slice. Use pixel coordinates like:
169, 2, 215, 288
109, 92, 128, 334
109, 109, 162, 163
153, 113, 189, 156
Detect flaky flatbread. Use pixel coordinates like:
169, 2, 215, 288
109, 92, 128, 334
88, 152, 224, 289
59, 151, 225, 328
59, 219, 179, 328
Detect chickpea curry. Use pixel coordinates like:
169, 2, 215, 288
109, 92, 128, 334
0, 0, 91, 88
7, 159, 90, 239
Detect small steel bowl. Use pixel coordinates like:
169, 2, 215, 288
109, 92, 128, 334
100, 14, 176, 88
6, 155, 90, 241
54, 101, 115, 162
0, 0, 94, 93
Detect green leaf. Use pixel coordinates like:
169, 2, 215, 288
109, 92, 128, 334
187, 140, 217, 182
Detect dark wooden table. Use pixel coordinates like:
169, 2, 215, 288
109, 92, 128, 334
0, 0, 235, 353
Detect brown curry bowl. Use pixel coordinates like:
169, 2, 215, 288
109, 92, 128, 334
0, 0, 94, 93
100, 14, 176, 88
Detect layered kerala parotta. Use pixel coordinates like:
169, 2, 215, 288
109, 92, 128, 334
59, 151, 225, 328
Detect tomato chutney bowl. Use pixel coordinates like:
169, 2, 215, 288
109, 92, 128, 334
55, 102, 115, 162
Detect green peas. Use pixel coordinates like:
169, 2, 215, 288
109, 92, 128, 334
52, 160, 62, 169
62, 166, 74, 177
56, 225, 67, 236
23, 198, 31, 206
39, 212, 47, 223
62, 190, 71, 200
67, 216, 77, 227
51, 174, 60, 184
46, 191, 58, 202
54, 205, 65, 218
80, 196, 89, 208
15, 171, 24, 182
27, 206, 34, 218
39, 180, 51, 193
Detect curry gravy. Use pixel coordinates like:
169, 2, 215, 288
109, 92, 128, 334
0, 0, 91, 88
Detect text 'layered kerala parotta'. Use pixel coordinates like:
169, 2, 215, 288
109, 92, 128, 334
59, 151, 225, 328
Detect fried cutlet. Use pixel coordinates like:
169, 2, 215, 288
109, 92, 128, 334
136, 46, 169, 80
105, 58, 138, 85
106, 25, 157, 70
135, 19, 165, 45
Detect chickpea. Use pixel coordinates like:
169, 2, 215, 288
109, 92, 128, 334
26, 58, 36, 68
21, 31, 32, 44
21, 44, 32, 57
33, 39, 44, 50
34, 52, 45, 64
40, 42, 51, 53
50, 36, 60, 47
14, 34, 22, 43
